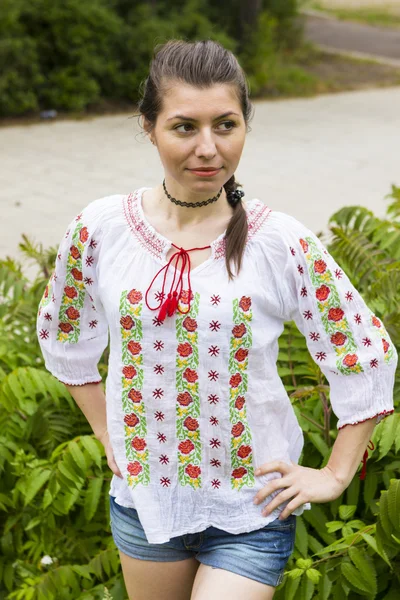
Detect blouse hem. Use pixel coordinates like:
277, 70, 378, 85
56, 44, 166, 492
338, 409, 394, 430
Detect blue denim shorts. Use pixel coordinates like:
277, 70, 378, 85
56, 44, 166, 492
109, 495, 296, 587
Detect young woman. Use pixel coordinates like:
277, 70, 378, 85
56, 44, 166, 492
37, 40, 397, 600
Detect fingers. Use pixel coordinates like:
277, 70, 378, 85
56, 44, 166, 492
261, 488, 297, 516
255, 460, 292, 476
108, 454, 123, 478
278, 496, 305, 520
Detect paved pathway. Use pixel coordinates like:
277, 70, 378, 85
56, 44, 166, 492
304, 12, 400, 62
2, 87, 400, 278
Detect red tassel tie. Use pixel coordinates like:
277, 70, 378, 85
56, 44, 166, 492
145, 242, 211, 321
360, 440, 375, 480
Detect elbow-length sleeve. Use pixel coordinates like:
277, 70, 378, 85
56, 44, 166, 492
36, 206, 109, 385
275, 212, 397, 430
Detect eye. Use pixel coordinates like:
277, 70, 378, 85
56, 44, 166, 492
174, 123, 195, 133
216, 120, 236, 131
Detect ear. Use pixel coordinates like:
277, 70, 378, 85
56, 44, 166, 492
142, 116, 154, 140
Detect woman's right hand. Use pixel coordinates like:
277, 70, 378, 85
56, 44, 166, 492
97, 429, 123, 479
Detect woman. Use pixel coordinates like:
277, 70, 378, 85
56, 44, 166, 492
37, 40, 397, 600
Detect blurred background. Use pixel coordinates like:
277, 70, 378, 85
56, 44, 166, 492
1, 0, 400, 268
0, 4, 400, 599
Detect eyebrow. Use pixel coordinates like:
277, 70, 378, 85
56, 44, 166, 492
167, 112, 240, 122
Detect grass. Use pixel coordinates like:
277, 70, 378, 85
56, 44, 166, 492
253, 42, 400, 99
308, 2, 400, 28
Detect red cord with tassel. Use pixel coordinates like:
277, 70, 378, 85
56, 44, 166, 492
359, 440, 375, 480
145, 242, 211, 321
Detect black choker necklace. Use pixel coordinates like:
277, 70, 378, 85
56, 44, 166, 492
163, 179, 223, 208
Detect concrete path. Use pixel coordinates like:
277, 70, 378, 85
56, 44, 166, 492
304, 12, 400, 62
2, 87, 400, 278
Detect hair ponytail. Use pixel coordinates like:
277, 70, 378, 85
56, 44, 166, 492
224, 175, 248, 280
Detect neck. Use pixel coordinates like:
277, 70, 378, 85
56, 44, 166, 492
151, 178, 232, 229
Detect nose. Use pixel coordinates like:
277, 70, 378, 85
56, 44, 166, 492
194, 129, 217, 159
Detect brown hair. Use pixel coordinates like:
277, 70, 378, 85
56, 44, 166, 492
138, 39, 254, 280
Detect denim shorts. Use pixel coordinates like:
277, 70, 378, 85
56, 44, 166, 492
109, 495, 296, 587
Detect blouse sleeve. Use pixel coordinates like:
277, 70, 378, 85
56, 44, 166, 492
36, 206, 109, 385
276, 212, 397, 430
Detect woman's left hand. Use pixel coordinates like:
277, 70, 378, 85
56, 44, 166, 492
253, 461, 346, 520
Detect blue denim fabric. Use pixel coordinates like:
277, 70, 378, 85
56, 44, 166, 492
109, 495, 296, 587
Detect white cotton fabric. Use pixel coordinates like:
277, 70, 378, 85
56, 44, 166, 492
37, 187, 397, 544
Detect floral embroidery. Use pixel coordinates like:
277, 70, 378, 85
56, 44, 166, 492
56, 222, 89, 343
176, 291, 201, 489
38, 272, 55, 316
229, 296, 255, 490
369, 313, 395, 364
300, 236, 364, 375
120, 288, 149, 488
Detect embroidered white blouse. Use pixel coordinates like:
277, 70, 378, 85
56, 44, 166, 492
37, 187, 397, 544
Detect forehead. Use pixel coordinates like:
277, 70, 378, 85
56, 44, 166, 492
159, 82, 242, 119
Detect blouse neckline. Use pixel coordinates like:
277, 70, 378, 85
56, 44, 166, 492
123, 187, 272, 275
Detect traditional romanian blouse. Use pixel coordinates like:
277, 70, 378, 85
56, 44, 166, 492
36, 187, 397, 544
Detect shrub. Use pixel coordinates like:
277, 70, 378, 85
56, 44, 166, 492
0, 187, 399, 598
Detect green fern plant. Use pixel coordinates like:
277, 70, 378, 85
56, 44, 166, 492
0, 187, 399, 599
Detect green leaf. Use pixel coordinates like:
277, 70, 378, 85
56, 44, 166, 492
338, 504, 357, 520
284, 575, 301, 600
300, 573, 314, 600
295, 516, 308, 557
387, 478, 400, 532
348, 547, 377, 594
378, 414, 398, 459
318, 563, 332, 600
23, 469, 51, 506
84, 476, 104, 521
69, 440, 87, 473
341, 562, 370, 595
306, 568, 320, 584
80, 435, 102, 469
361, 531, 391, 567
325, 520, 344, 533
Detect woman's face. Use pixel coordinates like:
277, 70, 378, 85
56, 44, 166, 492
147, 82, 247, 195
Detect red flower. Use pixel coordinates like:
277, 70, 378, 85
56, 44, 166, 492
127, 341, 142, 356
178, 440, 195, 455
372, 316, 381, 328
177, 392, 193, 406
230, 373, 242, 388
64, 286, 78, 299
127, 461, 142, 476
314, 259, 327, 274
382, 339, 389, 354
59, 322, 73, 333
330, 332, 347, 346
235, 396, 246, 410
183, 368, 198, 383
65, 306, 80, 321
299, 238, 309, 253
120, 315, 135, 330
124, 412, 139, 427
70, 245, 81, 260
237, 445, 252, 459
328, 307, 344, 322
183, 317, 198, 332
185, 464, 201, 479
178, 342, 193, 357
232, 421, 245, 437
179, 290, 194, 304
131, 437, 146, 451
79, 227, 89, 243
234, 348, 248, 362
127, 289, 143, 304
184, 416, 199, 431
316, 285, 331, 301
343, 354, 358, 368
122, 365, 137, 379
128, 389, 142, 403
232, 466, 247, 479
71, 268, 83, 281
239, 296, 252, 312
232, 323, 246, 338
